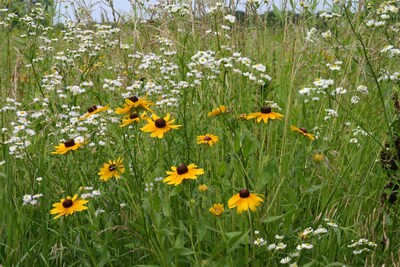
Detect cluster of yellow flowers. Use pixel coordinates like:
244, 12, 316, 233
50, 98, 317, 219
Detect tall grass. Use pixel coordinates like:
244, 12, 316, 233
0, 0, 399, 266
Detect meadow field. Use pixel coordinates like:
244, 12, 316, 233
0, 0, 399, 266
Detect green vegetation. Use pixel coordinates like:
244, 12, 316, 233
0, 1, 399, 266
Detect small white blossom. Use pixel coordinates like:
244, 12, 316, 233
280, 257, 291, 264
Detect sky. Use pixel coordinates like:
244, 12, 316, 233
56, 0, 335, 22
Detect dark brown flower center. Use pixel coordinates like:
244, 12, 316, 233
62, 199, 73, 208
204, 136, 212, 141
177, 164, 189, 175
261, 107, 272, 114
108, 164, 116, 171
64, 139, 76, 148
130, 113, 139, 119
155, 118, 167, 128
299, 127, 308, 133
128, 96, 139, 102
87, 105, 97, 113
239, 189, 250, 198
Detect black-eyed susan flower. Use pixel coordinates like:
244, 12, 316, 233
115, 96, 154, 115
120, 113, 140, 127
81, 104, 109, 119
228, 189, 264, 214
51, 138, 83, 155
208, 105, 227, 117
50, 194, 88, 219
140, 113, 181, 138
163, 163, 204, 186
196, 134, 219, 146
120, 111, 149, 127
98, 157, 125, 181
209, 203, 224, 217
245, 106, 283, 123
291, 125, 315, 140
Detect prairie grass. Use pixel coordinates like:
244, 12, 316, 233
0, 1, 399, 266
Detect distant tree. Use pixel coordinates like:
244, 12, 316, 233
235, 10, 245, 23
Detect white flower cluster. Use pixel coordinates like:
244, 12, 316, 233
324, 109, 338, 120
327, 60, 342, 71
23, 193, 43, 206
380, 45, 400, 58
80, 187, 101, 199
305, 27, 318, 43
187, 50, 272, 87
319, 12, 341, 20
299, 78, 334, 103
348, 238, 377, 255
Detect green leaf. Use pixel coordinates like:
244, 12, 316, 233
262, 214, 287, 223
305, 182, 328, 194
273, 4, 283, 20
171, 247, 194, 256
217, 161, 226, 176
261, 209, 297, 223
234, 134, 241, 152
174, 232, 185, 248
302, 261, 316, 267
124, 243, 137, 249
242, 135, 260, 157
157, 228, 174, 237
326, 263, 348, 267
225, 231, 248, 250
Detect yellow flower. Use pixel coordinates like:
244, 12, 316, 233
228, 189, 264, 214
81, 104, 109, 119
98, 157, 125, 181
245, 107, 283, 123
313, 152, 325, 162
51, 139, 82, 155
120, 113, 140, 127
140, 113, 181, 138
209, 203, 224, 217
198, 184, 208, 193
50, 194, 88, 219
163, 163, 204, 186
196, 134, 219, 146
120, 111, 149, 127
291, 125, 315, 140
208, 105, 227, 117
115, 96, 154, 115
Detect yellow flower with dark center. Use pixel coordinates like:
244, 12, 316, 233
291, 125, 315, 140
208, 105, 227, 117
228, 189, 264, 214
209, 203, 224, 217
50, 194, 88, 219
51, 139, 82, 155
120, 112, 140, 127
115, 96, 154, 115
98, 157, 125, 181
196, 134, 219, 146
81, 104, 109, 119
163, 163, 204, 186
140, 113, 181, 138
245, 106, 283, 123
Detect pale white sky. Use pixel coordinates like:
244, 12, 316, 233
56, 0, 334, 22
